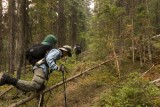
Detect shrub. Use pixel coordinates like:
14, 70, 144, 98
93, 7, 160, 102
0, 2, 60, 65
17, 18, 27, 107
97, 73, 160, 107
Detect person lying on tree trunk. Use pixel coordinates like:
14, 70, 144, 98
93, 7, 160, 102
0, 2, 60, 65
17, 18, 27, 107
0, 45, 72, 92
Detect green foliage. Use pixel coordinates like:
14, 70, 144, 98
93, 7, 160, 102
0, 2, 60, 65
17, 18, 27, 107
96, 72, 160, 107
85, 1, 122, 60
29, 0, 57, 43
83, 0, 160, 63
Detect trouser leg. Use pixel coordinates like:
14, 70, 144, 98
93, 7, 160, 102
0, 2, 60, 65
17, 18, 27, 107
0, 73, 18, 86
16, 68, 46, 92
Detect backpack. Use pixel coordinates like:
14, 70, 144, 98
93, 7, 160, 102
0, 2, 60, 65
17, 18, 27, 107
26, 44, 52, 66
74, 44, 81, 55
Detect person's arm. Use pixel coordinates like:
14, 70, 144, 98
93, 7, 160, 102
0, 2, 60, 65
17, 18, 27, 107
46, 49, 61, 70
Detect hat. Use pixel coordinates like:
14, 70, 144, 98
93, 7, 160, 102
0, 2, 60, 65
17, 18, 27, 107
41, 34, 57, 46
59, 45, 72, 57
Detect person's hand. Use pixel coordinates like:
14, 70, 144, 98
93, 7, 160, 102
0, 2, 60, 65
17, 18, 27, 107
58, 64, 66, 72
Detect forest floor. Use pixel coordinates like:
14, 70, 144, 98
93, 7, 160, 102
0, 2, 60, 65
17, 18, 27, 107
47, 60, 160, 107
0, 56, 160, 107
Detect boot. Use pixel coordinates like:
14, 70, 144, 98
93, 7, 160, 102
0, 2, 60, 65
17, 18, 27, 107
0, 73, 18, 86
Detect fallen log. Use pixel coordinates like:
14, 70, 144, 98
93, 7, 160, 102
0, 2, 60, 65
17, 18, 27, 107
141, 64, 155, 77
150, 78, 160, 87
150, 78, 160, 84
9, 58, 114, 107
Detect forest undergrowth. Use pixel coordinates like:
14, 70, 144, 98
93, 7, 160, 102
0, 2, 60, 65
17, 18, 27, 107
0, 54, 160, 107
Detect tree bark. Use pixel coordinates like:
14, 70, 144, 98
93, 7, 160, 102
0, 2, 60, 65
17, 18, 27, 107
155, 1, 160, 34
146, 0, 152, 63
131, 0, 135, 65
70, 1, 77, 47
8, 0, 16, 74
0, 0, 2, 50
0, 0, 3, 70
16, 0, 28, 79
57, 0, 66, 47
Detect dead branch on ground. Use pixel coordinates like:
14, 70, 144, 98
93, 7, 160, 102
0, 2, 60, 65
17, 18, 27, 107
9, 58, 114, 107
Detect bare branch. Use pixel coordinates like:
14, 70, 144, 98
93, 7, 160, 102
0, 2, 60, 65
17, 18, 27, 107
141, 64, 154, 77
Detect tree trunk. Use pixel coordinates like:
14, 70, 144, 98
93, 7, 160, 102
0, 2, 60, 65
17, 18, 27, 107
0, 0, 3, 70
57, 0, 66, 47
131, 0, 135, 65
0, 0, 2, 50
16, 0, 28, 79
131, 19, 135, 64
110, 31, 120, 79
70, 3, 77, 47
146, 0, 152, 63
116, 0, 125, 55
8, 0, 16, 74
154, 1, 160, 34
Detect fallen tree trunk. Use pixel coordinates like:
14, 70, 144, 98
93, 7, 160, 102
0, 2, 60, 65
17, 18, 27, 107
150, 78, 160, 84
141, 64, 154, 77
150, 78, 160, 87
9, 58, 114, 107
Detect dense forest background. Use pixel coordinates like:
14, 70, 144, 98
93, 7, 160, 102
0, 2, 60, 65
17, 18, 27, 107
1, 0, 160, 74
0, 0, 160, 107
0, 0, 89, 74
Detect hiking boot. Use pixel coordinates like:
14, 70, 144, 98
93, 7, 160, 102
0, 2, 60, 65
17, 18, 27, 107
0, 73, 18, 86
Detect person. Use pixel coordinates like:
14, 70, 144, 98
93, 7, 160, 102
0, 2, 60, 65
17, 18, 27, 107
26, 34, 57, 66
0, 45, 72, 92
73, 44, 81, 55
